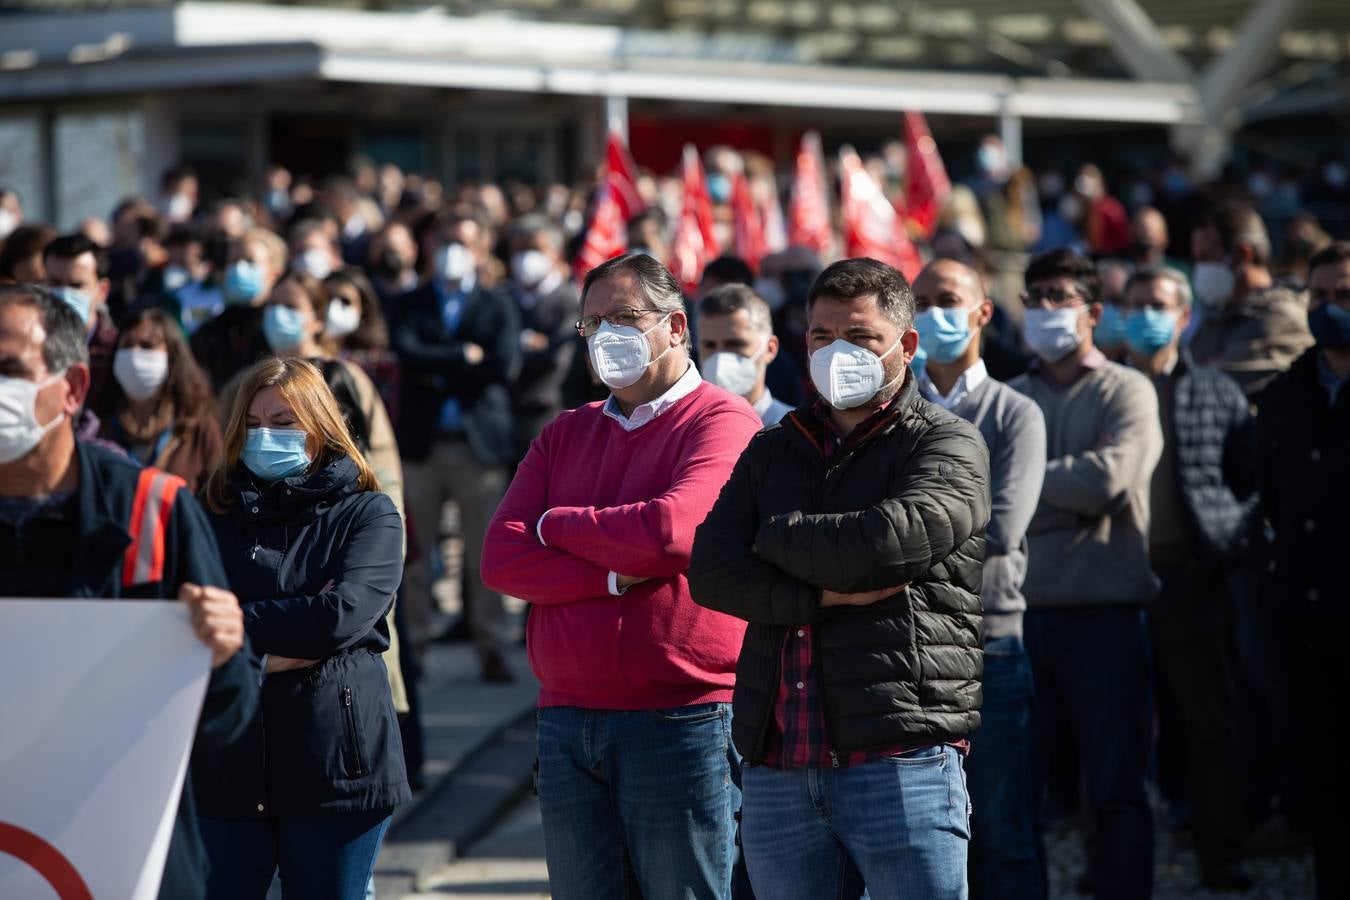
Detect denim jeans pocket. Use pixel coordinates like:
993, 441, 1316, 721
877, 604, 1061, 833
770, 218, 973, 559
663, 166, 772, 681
884, 744, 948, 767
650, 702, 726, 723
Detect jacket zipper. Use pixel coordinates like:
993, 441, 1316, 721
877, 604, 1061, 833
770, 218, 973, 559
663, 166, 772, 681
753, 631, 789, 764
812, 626, 841, 768
343, 686, 365, 776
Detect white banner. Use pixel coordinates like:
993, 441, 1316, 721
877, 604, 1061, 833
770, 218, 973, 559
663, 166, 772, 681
0, 600, 210, 900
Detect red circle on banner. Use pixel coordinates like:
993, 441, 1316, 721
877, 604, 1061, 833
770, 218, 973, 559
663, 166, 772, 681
0, 822, 93, 900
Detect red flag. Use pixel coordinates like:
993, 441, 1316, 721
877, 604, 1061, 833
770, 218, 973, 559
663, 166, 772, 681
902, 111, 951, 240
730, 170, 767, 273
788, 131, 834, 256
574, 131, 646, 281
759, 174, 788, 255
839, 145, 923, 281
670, 144, 720, 294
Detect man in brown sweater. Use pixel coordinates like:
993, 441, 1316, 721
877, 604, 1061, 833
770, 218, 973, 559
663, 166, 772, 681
1189, 202, 1313, 401
1011, 248, 1163, 900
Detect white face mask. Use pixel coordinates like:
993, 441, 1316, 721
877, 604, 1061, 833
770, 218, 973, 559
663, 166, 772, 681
295, 247, 335, 280
809, 337, 904, 410
162, 264, 191, 294
1022, 307, 1085, 362
702, 341, 765, 399
511, 250, 554, 288
436, 243, 476, 286
113, 348, 169, 402
1192, 261, 1236, 309
325, 299, 362, 339
0, 371, 68, 465
587, 314, 674, 390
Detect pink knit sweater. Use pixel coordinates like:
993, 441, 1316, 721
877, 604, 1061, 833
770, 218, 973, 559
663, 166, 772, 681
482, 381, 763, 709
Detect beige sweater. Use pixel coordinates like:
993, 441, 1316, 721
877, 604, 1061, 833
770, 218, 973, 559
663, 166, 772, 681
1010, 360, 1163, 608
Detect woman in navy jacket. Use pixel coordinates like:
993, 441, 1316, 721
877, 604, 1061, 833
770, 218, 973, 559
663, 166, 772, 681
193, 356, 409, 899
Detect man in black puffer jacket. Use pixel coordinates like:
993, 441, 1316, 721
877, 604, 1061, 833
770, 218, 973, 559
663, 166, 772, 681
690, 258, 990, 900
1121, 267, 1257, 891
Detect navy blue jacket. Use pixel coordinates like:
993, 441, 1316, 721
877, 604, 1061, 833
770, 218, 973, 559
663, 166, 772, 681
390, 281, 520, 465
2, 442, 261, 900
193, 454, 411, 818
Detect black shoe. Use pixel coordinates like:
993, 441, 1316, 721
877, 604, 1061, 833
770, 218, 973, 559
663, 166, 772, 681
1201, 863, 1256, 892
481, 652, 516, 684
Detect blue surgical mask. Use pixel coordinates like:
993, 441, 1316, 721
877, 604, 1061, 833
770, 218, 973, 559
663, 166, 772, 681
1309, 302, 1350, 350
223, 261, 266, 306
52, 286, 92, 327
1094, 303, 1128, 348
910, 343, 927, 383
241, 427, 311, 482
914, 306, 976, 364
1124, 308, 1179, 356
263, 305, 307, 352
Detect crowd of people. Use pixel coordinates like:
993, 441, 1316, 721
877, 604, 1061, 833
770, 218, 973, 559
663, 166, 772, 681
0, 136, 1346, 900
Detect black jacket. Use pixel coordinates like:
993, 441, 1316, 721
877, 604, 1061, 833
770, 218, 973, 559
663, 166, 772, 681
190, 305, 267, 392
391, 280, 521, 465
1256, 347, 1349, 608
0, 443, 260, 900
690, 377, 991, 763
1167, 352, 1258, 564
510, 279, 580, 451
194, 454, 410, 818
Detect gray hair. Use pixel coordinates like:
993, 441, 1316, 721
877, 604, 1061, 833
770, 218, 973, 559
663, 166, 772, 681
582, 253, 691, 350
698, 284, 773, 336
0, 284, 90, 374
513, 214, 564, 254
1125, 266, 1193, 308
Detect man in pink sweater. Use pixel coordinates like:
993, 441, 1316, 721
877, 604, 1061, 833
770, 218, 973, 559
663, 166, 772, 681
482, 253, 763, 900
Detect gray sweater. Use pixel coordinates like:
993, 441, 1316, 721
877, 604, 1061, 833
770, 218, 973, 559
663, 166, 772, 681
1011, 361, 1163, 608
948, 377, 1046, 640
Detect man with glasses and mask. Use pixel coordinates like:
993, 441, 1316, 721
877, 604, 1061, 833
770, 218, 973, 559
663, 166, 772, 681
698, 283, 792, 426
482, 253, 762, 900
690, 258, 990, 899
913, 258, 1047, 900
1010, 248, 1163, 900
1256, 242, 1350, 900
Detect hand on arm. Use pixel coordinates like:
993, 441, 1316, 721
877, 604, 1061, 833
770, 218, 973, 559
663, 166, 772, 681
820, 584, 910, 607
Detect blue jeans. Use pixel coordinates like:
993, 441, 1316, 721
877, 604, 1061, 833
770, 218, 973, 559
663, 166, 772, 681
741, 745, 971, 900
199, 810, 392, 900
536, 703, 742, 900
966, 635, 1043, 900
1025, 607, 1153, 900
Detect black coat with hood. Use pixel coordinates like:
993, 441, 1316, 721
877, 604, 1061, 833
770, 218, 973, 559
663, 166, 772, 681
192, 453, 411, 818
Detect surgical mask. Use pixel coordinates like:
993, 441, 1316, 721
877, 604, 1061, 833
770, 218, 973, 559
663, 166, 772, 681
809, 336, 904, 410
263, 305, 308, 352
910, 343, 927, 383
325, 299, 361, 339
0, 208, 17, 240
1022, 307, 1084, 363
51, 286, 92, 327
224, 261, 266, 306
162, 264, 191, 294
295, 247, 335, 280
436, 243, 475, 285
113, 348, 169, 402
702, 343, 764, 398
1124, 309, 1179, 356
1094, 303, 1129, 347
587, 314, 674, 390
511, 250, 553, 288
241, 427, 311, 483
1309, 303, 1350, 349
1192, 262, 1236, 309
0, 371, 67, 465
915, 306, 976, 364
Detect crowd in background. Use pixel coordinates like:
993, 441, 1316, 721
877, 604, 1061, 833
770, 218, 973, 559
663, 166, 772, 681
1, 132, 1346, 899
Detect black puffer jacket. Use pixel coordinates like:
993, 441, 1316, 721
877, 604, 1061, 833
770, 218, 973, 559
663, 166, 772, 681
1256, 347, 1350, 608
690, 376, 991, 763
193, 454, 410, 818
1169, 351, 1258, 564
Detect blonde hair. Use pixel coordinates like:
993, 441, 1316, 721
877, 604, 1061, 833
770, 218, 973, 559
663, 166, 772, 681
239, 227, 289, 277
204, 357, 379, 513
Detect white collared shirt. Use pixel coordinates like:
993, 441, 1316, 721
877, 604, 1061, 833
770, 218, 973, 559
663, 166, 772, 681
919, 358, 989, 411
601, 361, 703, 432
751, 389, 793, 426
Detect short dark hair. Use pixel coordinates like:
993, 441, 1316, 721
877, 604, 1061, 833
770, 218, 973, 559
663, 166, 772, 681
0, 283, 90, 372
1308, 241, 1350, 280
701, 255, 754, 287
0, 223, 56, 280
807, 257, 915, 330
698, 284, 772, 334
1024, 247, 1102, 304
43, 232, 109, 278
165, 223, 203, 249
1199, 202, 1270, 267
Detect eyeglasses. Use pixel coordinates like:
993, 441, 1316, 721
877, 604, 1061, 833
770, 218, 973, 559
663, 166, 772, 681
1021, 287, 1087, 309
574, 306, 663, 338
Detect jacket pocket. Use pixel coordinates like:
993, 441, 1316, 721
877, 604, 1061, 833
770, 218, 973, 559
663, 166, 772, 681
341, 685, 370, 778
